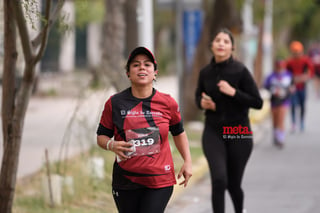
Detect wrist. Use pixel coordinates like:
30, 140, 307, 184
184, 159, 192, 164
183, 155, 192, 163
106, 138, 113, 150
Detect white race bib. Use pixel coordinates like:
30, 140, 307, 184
125, 127, 161, 157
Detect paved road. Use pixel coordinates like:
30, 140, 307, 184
166, 89, 320, 213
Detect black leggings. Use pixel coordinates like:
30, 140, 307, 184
112, 186, 173, 213
202, 125, 253, 213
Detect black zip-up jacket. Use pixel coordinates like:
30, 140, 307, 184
195, 56, 263, 128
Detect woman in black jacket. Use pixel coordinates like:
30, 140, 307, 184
195, 28, 263, 213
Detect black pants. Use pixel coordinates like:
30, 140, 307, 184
202, 124, 253, 213
112, 186, 173, 213
290, 89, 306, 128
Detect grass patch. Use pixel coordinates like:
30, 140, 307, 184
14, 150, 116, 212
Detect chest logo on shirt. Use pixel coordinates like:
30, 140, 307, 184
120, 110, 163, 118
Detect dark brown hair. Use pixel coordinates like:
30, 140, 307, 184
211, 28, 235, 50
126, 47, 157, 72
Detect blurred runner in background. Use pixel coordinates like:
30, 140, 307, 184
286, 41, 314, 132
264, 60, 294, 148
195, 28, 263, 213
308, 42, 320, 98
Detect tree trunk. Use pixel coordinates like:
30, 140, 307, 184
254, 23, 264, 88
0, 1, 63, 211
101, 0, 129, 91
0, 0, 18, 211
182, 0, 242, 121
124, 0, 138, 56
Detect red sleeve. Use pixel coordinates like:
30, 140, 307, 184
100, 98, 114, 130
305, 56, 315, 77
168, 96, 184, 136
285, 59, 293, 73
168, 96, 182, 126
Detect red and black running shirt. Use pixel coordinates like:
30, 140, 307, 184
286, 56, 314, 90
97, 88, 184, 189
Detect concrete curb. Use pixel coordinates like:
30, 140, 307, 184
250, 89, 271, 125
169, 156, 208, 205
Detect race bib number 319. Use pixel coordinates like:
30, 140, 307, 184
125, 127, 160, 157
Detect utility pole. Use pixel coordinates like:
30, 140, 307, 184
262, 0, 273, 78
137, 0, 154, 51
176, 0, 184, 108
241, 0, 258, 74
59, 0, 76, 73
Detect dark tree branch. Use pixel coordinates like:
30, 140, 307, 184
10, 0, 34, 64
31, 0, 66, 48
34, 0, 52, 63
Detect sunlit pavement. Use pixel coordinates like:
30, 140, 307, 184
166, 86, 320, 213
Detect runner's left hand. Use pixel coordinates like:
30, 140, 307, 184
177, 161, 192, 187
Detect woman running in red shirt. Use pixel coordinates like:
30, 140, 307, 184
97, 47, 192, 213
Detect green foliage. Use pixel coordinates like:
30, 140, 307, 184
21, 0, 104, 35
21, 0, 44, 31
251, 0, 320, 57
154, 9, 176, 75
273, 0, 311, 30
75, 0, 105, 28
55, 0, 104, 34
290, 0, 320, 42
235, 0, 246, 11
154, 9, 175, 31
156, 42, 175, 75
254, 0, 320, 42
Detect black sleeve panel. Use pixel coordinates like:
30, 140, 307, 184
169, 121, 184, 136
96, 123, 114, 138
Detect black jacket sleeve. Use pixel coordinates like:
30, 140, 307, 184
233, 68, 263, 109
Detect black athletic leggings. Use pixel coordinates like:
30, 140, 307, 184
112, 186, 173, 213
202, 124, 253, 213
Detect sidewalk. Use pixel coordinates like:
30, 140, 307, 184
166, 87, 320, 213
